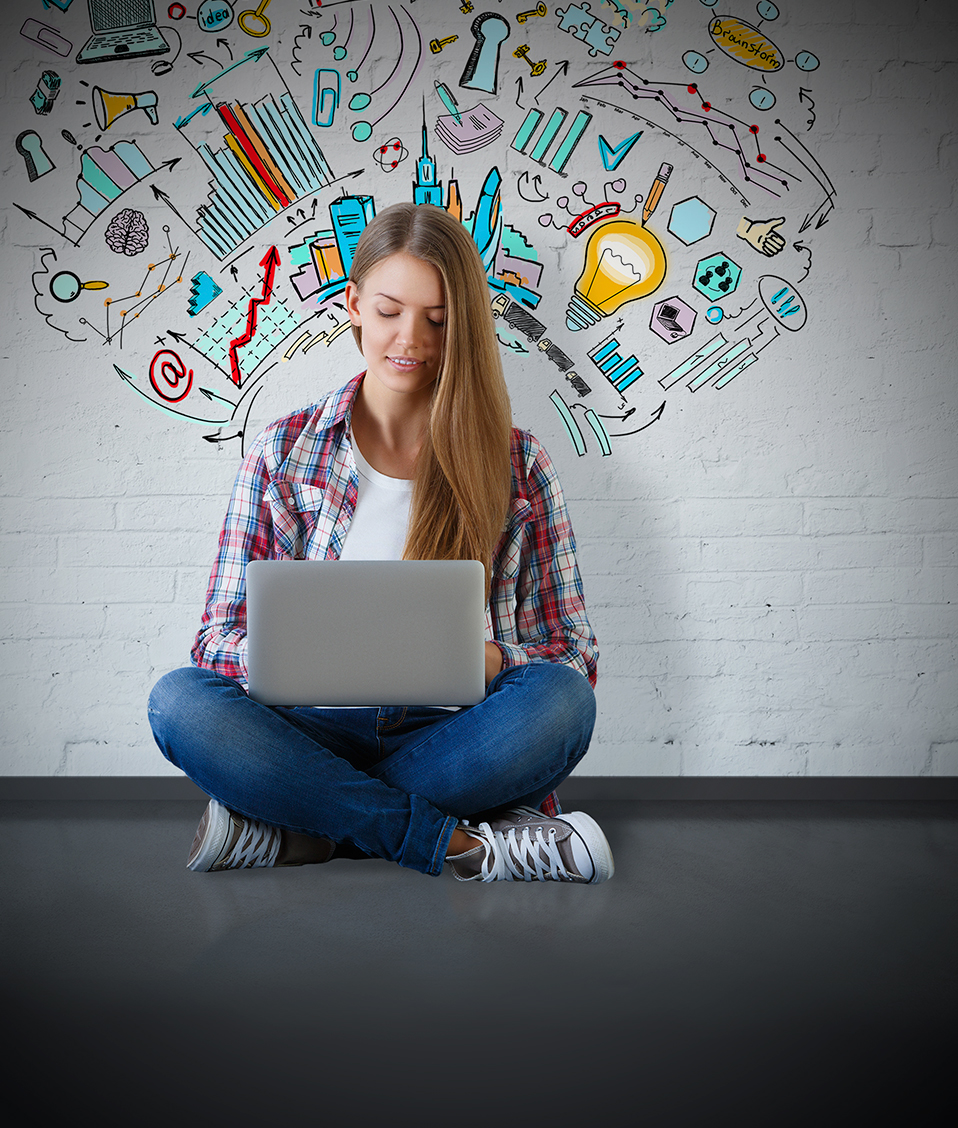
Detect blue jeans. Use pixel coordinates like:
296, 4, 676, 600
147, 661, 596, 876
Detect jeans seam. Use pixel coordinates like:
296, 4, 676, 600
431, 814, 459, 875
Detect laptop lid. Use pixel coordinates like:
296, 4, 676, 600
246, 560, 487, 708
77, 0, 169, 63
89, 0, 156, 33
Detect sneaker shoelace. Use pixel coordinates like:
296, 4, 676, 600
474, 821, 569, 882
220, 814, 282, 869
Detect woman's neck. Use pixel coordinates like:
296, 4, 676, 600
350, 378, 430, 479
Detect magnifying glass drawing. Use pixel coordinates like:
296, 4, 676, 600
50, 272, 109, 303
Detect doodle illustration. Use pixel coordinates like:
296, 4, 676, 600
75, 0, 171, 64
10, 0, 836, 458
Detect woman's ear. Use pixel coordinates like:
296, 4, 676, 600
344, 280, 361, 326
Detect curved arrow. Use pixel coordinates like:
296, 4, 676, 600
115, 365, 232, 425
517, 171, 549, 202
607, 401, 666, 437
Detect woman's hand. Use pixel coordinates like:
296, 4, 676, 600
484, 641, 504, 685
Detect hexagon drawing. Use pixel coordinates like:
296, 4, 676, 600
667, 196, 716, 246
693, 252, 742, 300
650, 296, 697, 343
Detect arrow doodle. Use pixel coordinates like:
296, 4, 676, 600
798, 86, 816, 131
607, 401, 666, 437
228, 246, 281, 387
535, 60, 570, 104
188, 51, 224, 69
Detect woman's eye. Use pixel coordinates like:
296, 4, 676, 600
429, 319, 445, 328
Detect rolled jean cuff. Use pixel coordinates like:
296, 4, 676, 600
427, 814, 460, 876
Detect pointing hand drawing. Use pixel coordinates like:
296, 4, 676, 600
736, 216, 787, 257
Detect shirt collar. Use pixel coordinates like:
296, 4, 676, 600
314, 371, 365, 433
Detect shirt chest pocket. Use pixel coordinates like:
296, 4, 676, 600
264, 481, 342, 560
496, 498, 533, 580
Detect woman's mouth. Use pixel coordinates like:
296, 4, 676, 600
388, 357, 422, 369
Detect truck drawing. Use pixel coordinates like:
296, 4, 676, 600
537, 338, 574, 373
490, 295, 547, 343
565, 371, 591, 397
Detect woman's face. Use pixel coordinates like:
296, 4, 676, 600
345, 252, 446, 401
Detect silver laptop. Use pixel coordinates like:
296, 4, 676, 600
76, 0, 170, 64
246, 560, 487, 708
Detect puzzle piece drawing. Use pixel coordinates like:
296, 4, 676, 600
556, 3, 598, 37
583, 17, 621, 55
555, 3, 620, 56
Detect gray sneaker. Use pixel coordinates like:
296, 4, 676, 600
186, 799, 334, 872
447, 806, 614, 883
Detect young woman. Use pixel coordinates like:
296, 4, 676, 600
148, 202, 614, 883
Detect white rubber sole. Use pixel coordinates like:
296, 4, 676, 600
556, 811, 615, 883
186, 799, 231, 872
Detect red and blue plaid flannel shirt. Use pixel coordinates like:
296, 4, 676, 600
192, 373, 598, 817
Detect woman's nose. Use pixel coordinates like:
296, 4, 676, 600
395, 314, 424, 347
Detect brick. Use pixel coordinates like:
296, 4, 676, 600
681, 738, 809, 777
1, 567, 177, 605
6, 498, 116, 534
115, 496, 228, 533
799, 603, 958, 642
699, 535, 923, 572
0, 603, 106, 640
924, 535, 958, 567
804, 567, 956, 605
928, 742, 958, 776
841, 170, 952, 210
676, 498, 804, 538
870, 210, 932, 247
685, 573, 804, 608
872, 60, 942, 102
652, 607, 800, 644
804, 499, 958, 537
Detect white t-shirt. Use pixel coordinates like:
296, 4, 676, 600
338, 436, 463, 710
338, 435, 413, 561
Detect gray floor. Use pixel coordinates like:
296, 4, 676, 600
2, 798, 956, 1125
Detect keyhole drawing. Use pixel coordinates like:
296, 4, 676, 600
460, 13, 511, 95
16, 130, 55, 182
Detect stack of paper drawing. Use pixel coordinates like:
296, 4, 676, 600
434, 104, 504, 155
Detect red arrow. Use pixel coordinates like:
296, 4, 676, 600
228, 246, 281, 387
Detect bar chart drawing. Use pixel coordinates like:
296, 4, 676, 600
175, 49, 334, 260
511, 104, 592, 176
588, 331, 643, 394
61, 141, 155, 244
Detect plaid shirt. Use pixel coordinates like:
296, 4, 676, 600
192, 374, 598, 817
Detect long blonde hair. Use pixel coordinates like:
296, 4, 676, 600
348, 203, 513, 597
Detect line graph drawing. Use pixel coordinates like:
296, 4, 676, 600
189, 283, 302, 386
82, 227, 190, 349
227, 245, 281, 386
572, 64, 798, 201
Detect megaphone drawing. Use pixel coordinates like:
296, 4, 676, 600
93, 87, 159, 131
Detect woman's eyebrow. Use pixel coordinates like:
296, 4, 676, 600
374, 291, 445, 309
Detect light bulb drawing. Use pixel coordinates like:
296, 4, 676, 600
566, 219, 667, 331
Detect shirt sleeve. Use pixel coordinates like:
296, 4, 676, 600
493, 440, 599, 688
190, 431, 275, 683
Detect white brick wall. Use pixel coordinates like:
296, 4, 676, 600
1, 0, 955, 776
